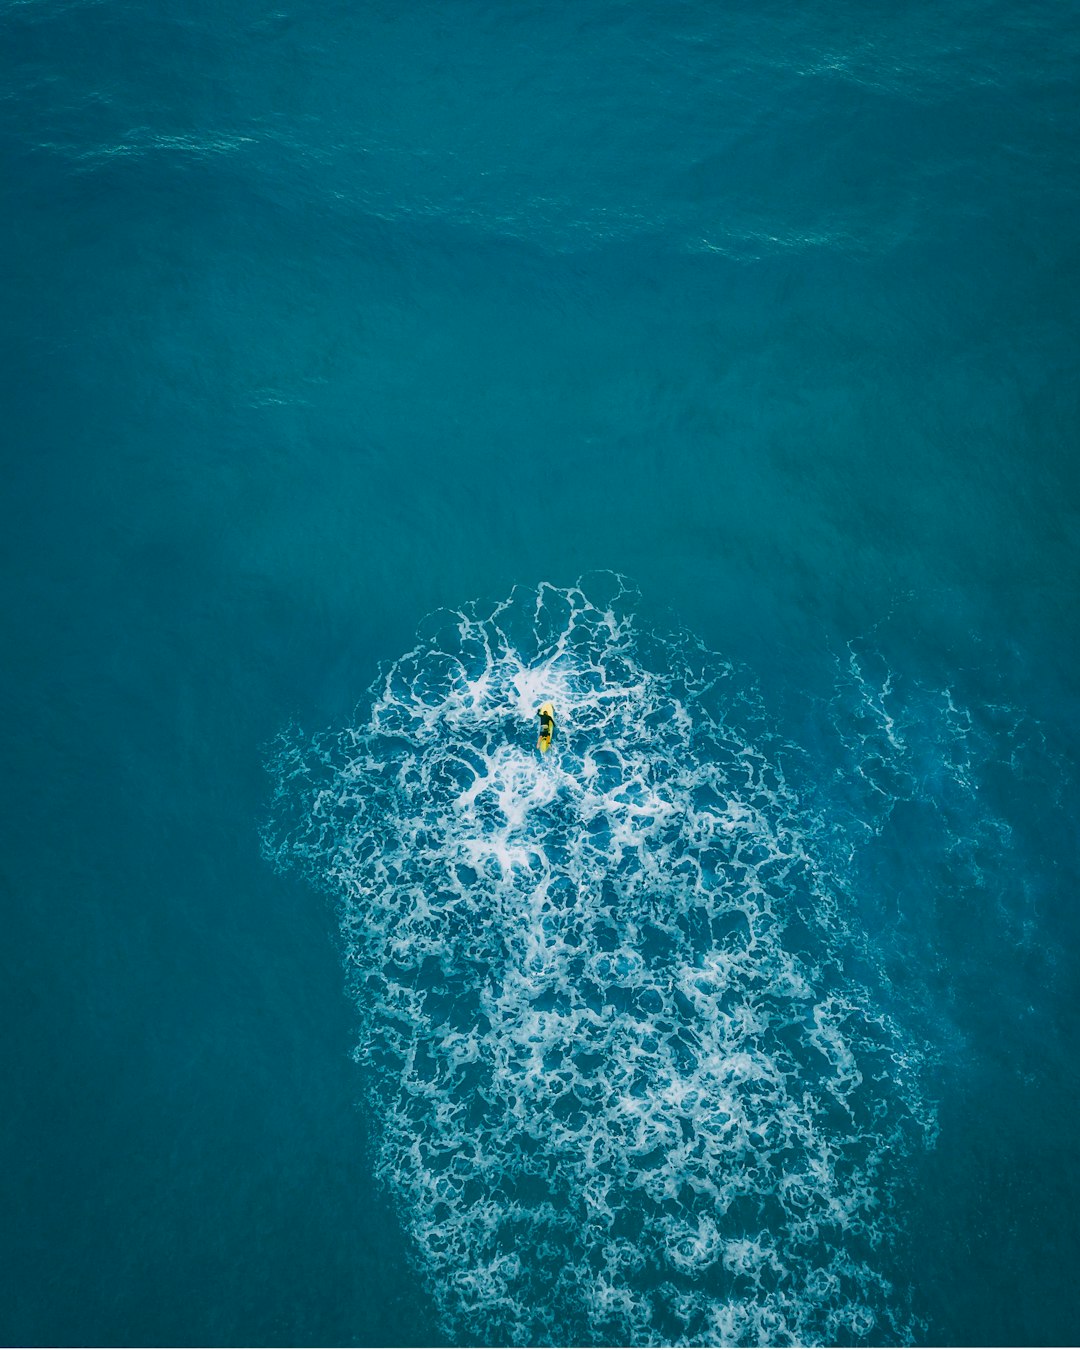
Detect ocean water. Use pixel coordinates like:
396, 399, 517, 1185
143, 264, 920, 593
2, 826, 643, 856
2, 1, 1078, 1346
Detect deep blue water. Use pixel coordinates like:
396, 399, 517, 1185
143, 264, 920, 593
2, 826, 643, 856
3, 0, 1079, 1345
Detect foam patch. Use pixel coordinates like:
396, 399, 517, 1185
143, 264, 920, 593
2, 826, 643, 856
265, 578, 942, 1345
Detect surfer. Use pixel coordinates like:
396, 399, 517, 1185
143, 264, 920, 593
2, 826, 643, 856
537, 702, 555, 753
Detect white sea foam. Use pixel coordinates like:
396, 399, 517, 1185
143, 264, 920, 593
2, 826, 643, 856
265, 577, 943, 1345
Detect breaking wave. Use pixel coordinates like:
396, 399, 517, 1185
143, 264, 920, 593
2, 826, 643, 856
264, 576, 951, 1346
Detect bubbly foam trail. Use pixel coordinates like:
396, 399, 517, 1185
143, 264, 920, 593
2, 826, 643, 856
265, 577, 949, 1346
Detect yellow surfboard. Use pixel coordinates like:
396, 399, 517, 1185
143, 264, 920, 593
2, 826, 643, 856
537, 701, 555, 753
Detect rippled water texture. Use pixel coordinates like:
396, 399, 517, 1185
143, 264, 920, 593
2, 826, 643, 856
5, 0, 1079, 1344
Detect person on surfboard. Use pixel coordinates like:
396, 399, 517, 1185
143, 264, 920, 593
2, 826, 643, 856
537, 702, 555, 753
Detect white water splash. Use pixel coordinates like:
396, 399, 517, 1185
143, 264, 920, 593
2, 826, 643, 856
265, 577, 939, 1346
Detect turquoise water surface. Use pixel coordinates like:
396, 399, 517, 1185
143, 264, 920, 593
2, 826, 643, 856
3, 1, 1078, 1345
